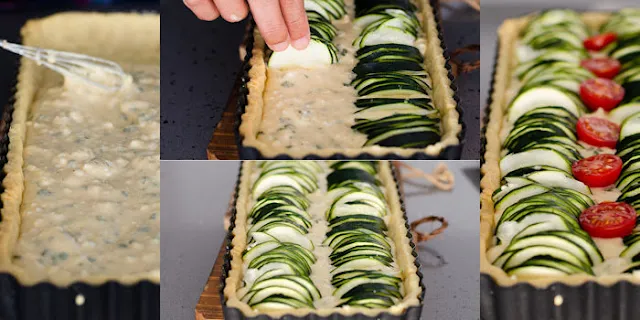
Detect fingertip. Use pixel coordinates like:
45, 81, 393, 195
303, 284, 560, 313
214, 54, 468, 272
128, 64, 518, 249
183, 0, 219, 21
270, 41, 290, 52
215, 0, 249, 23
227, 13, 242, 23
198, 12, 220, 21
291, 34, 310, 50
225, 10, 248, 23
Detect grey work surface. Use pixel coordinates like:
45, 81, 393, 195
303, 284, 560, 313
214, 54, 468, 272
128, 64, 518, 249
160, 160, 480, 320
480, 0, 639, 116
160, 1, 480, 160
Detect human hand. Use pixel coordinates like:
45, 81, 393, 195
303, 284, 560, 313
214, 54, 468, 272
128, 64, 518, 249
183, 0, 310, 52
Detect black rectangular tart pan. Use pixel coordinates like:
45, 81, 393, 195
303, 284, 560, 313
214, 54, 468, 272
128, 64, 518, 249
480, 25, 640, 320
0, 83, 160, 320
234, 0, 465, 160
220, 162, 426, 320
0, 7, 160, 319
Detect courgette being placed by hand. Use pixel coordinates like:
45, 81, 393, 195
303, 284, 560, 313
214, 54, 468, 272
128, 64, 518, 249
269, 1, 346, 68
268, 36, 339, 69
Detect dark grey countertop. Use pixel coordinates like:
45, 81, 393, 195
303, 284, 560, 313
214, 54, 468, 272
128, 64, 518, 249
160, 160, 480, 320
160, 1, 480, 160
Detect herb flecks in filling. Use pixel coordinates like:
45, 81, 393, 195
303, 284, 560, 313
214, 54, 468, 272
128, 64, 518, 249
13, 65, 160, 283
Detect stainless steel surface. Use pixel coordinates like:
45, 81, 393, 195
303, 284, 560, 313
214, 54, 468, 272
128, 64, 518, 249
160, 160, 480, 320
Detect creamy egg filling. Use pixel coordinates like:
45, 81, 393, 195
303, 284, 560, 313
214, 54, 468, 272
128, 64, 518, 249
11, 65, 160, 282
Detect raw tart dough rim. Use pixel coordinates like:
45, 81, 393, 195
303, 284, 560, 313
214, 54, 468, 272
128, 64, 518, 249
480, 11, 640, 288
0, 12, 161, 287
224, 161, 422, 318
238, 0, 462, 159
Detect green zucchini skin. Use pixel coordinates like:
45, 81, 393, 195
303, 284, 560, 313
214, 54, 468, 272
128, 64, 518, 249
242, 161, 322, 310
503, 106, 579, 159
491, 187, 602, 277
601, 9, 640, 41
240, 161, 413, 310
492, 9, 640, 278
622, 230, 640, 274
488, 10, 617, 277
269, 0, 345, 67
325, 161, 403, 308
350, 3, 441, 149
612, 10, 640, 215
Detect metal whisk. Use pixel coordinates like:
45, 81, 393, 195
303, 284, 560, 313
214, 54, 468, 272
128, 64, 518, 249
0, 39, 127, 92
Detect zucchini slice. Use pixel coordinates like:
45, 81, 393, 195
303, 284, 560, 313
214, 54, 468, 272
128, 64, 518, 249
354, 25, 417, 48
269, 37, 339, 69
620, 232, 640, 260
507, 86, 583, 123
500, 148, 572, 177
620, 112, 640, 141
525, 171, 591, 195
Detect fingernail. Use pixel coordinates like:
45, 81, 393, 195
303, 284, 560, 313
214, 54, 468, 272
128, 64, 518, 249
229, 14, 240, 22
271, 41, 290, 52
291, 36, 310, 50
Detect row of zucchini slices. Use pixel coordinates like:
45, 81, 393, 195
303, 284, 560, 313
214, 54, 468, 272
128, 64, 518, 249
325, 161, 402, 308
608, 9, 640, 273
270, 0, 443, 150
351, 1, 442, 148
240, 161, 403, 310
241, 161, 323, 310
491, 9, 640, 277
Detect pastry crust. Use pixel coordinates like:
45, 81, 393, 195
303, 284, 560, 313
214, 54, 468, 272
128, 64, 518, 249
0, 12, 160, 287
238, 0, 461, 159
224, 161, 422, 317
480, 11, 640, 288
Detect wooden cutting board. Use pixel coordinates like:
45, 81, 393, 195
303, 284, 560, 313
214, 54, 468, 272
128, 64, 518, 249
194, 241, 227, 320
206, 71, 242, 160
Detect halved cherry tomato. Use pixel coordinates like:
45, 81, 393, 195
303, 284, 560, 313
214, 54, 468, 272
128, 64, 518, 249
583, 32, 618, 51
579, 202, 637, 238
572, 154, 623, 187
576, 116, 620, 149
579, 78, 625, 111
581, 58, 621, 79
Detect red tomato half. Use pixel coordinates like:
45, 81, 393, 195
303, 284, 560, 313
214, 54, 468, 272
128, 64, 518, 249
572, 154, 623, 188
583, 33, 618, 51
576, 116, 620, 149
581, 58, 621, 79
579, 78, 625, 111
579, 202, 637, 238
